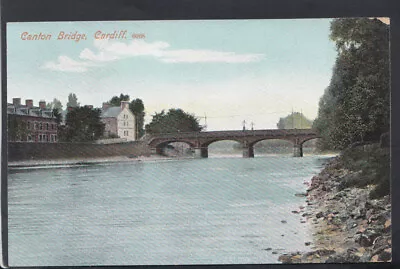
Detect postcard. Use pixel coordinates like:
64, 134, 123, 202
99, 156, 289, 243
5, 18, 391, 266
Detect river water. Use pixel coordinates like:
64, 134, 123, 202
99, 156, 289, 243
8, 155, 329, 266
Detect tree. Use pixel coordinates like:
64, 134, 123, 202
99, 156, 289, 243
145, 108, 203, 134
67, 93, 80, 108
108, 93, 130, 107
46, 98, 63, 112
277, 112, 313, 129
130, 98, 145, 138
313, 18, 389, 150
7, 116, 29, 141
59, 106, 105, 142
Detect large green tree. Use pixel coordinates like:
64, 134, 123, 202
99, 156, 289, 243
59, 106, 105, 142
313, 18, 390, 150
107, 93, 146, 138
145, 108, 203, 134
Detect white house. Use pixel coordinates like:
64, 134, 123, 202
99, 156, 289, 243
101, 101, 136, 141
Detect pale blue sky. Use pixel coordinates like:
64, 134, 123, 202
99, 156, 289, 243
7, 19, 337, 130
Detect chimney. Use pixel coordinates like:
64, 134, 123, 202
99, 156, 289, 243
13, 98, 21, 106
39, 100, 46, 109
121, 101, 129, 110
102, 102, 109, 110
25, 99, 33, 108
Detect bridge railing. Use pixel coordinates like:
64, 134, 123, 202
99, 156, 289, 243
145, 129, 317, 139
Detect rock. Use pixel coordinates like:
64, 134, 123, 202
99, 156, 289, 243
325, 252, 361, 263
272, 251, 278, 254
384, 219, 391, 232
305, 242, 311, 246
316, 212, 324, 219
278, 253, 301, 264
281, 220, 287, 224
372, 236, 389, 251
299, 206, 305, 210
292, 211, 300, 214
355, 228, 382, 247
370, 255, 379, 262
295, 192, 307, 197
281, 234, 285, 237
300, 220, 306, 223
304, 249, 335, 257
302, 213, 311, 217
264, 248, 272, 251
378, 249, 391, 262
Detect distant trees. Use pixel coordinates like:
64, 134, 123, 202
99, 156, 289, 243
46, 98, 63, 112
67, 93, 80, 108
107, 93, 146, 138
277, 112, 313, 129
145, 108, 203, 134
58, 106, 104, 142
313, 18, 390, 150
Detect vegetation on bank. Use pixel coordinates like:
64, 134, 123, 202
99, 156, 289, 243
145, 108, 203, 134
313, 18, 390, 197
313, 18, 390, 151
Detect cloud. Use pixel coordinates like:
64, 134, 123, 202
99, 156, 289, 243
82, 39, 265, 64
45, 39, 265, 72
79, 48, 119, 62
42, 56, 95, 72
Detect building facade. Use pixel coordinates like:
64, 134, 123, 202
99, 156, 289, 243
7, 98, 58, 142
101, 101, 136, 141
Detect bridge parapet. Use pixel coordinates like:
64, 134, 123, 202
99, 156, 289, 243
147, 129, 320, 158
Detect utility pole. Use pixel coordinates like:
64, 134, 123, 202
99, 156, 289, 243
204, 113, 207, 131
251, 122, 254, 131
242, 120, 246, 131
300, 109, 302, 129
292, 107, 294, 129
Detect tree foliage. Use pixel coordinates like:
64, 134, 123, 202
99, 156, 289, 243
107, 93, 146, 138
277, 112, 313, 129
145, 108, 203, 134
59, 106, 105, 142
7, 116, 29, 141
313, 18, 390, 150
46, 98, 63, 112
67, 93, 80, 108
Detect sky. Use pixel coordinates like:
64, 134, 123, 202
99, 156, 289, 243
7, 19, 337, 131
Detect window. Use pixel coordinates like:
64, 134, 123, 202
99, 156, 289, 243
39, 123, 43, 130
27, 121, 31, 130
46, 123, 49, 130
39, 134, 42, 142
35, 122, 39, 130
51, 124, 54, 130
54, 135, 57, 142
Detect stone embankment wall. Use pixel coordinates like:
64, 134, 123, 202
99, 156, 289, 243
8, 141, 152, 161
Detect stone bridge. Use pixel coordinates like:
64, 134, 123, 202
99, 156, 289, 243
145, 129, 321, 157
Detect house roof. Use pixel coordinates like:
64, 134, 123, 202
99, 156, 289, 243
7, 104, 55, 118
101, 107, 123, 118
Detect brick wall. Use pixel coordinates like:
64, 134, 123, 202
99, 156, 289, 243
8, 141, 152, 161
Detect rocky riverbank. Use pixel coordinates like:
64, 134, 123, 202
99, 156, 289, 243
279, 146, 391, 263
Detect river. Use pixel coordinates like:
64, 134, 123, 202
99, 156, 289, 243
8, 154, 330, 266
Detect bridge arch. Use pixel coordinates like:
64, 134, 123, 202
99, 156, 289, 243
250, 138, 294, 156
151, 139, 197, 156
205, 139, 244, 157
